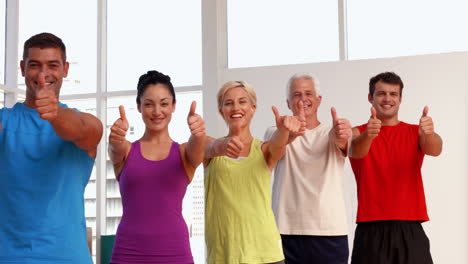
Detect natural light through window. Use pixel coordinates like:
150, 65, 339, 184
107, 0, 202, 91
0, 0, 6, 84
347, 0, 468, 60
228, 0, 339, 68
18, 0, 97, 94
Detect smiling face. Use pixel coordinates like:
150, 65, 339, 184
219, 87, 256, 129
369, 80, 402, 120
138, 84, 176, 132
287, 78, 321, 118
21, 47, 69, 99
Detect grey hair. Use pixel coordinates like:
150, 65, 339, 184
286, 73, 321, 99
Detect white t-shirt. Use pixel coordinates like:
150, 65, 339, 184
265, 124, 349, 236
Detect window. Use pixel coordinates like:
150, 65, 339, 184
347, 0, 468, 60
0, 0, 5, 84
107, 0, 202, 91
18, 0, 97, 94
228, 0, 339, 68
106, 91, 205, 263
0, 89, 4, 108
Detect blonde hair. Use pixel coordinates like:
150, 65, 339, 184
217, 81, 257, 109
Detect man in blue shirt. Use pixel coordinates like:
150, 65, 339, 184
0, 33, 103, 264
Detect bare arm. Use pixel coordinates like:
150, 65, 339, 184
109, 141, 132, 180
349, 127, 373, 159
50, 108, 103, 156
35, 74, 102, 157
262, 127, 290, 170
419, 106, 442, 156
419, 133, 443, 156
204, 137, 224, 167
349, 107, 381, 159
108, 106, 131, 179
262, 106, 305, 170
331, 107, 352, 155
203, 135, 244, 167
185, 101, 207, 168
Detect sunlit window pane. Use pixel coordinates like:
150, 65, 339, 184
107, 1, 202, 91
228, 0, 339, 68
17, 93, 25, 103
0, 0, 5, 84
347, 0, 468, 60
18, 0, 97, 95
0, 89, 4, 108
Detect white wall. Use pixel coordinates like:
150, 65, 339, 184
204, 52, 468, 263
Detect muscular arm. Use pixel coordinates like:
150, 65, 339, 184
51, 107, 103, 157
418, 107, 442, 156
419, 133, 443, 156
349, 127, 374, 159
350, 108, 381, 159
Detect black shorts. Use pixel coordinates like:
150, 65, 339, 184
281, 234, 349, 264
351, 220, 433, 264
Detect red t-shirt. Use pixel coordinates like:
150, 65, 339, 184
349, 121, 429, 222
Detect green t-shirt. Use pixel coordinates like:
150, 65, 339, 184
204, 138, 284, 264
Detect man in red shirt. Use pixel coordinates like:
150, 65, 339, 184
349, 72, 442, 264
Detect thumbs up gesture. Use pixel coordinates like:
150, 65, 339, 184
419, 106, 434, 137
35, 72, 59, 121
272, 104, 306, 135
331, 107, 352, 141
109, 105, 129, 144
187, 101, 206, 137
366, 107, 381, 139
224, 121, 244, 158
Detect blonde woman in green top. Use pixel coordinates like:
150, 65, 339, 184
204, 81, 306, 264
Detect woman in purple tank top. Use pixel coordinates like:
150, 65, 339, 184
108, 70, 206, 264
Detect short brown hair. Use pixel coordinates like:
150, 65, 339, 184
23, 32, 67, 63
369, 72, 404, 97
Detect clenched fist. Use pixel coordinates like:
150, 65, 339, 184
365, 107, 381, 140
35, 72, 59, 121
187, 101, 206, 137
419, 106, 434, 137
109, 105, 129, 144
331, 107, 352, 141
272, 105, 306, 135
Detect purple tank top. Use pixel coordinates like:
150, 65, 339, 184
110, 141, 193, 264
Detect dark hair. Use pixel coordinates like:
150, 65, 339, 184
23, 32, 67, 63
369, 72, 404, 97
136, 70, 176, 104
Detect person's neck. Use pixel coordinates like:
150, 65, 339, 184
23, 97, 38, 109
228, 128, 253, 143
380, 116, 400, 126
305, 115, 321, 130
23, 90, 60, 109
141, 129, 172, 143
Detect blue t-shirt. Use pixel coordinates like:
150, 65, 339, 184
0, 103, 94, 264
